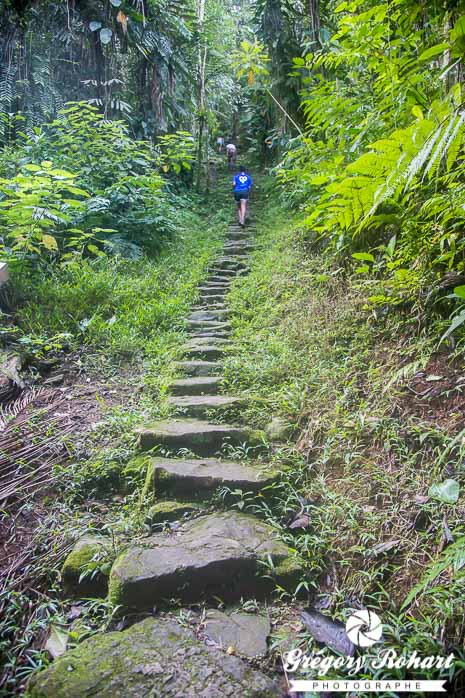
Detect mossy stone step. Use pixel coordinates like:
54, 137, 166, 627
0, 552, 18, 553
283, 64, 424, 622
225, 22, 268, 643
62, 535, 112, 598
145, 500, 204, 526
136, 419, 257, 456
27, 617, 281, 697
168, 395, 242, 418
108, 512, 302, 609
174, 360, 221, 376
143, 455, 277, 497
169, 376, 223, 396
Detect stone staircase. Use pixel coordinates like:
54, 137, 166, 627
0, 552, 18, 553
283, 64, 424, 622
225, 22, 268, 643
27, 221, 300, 697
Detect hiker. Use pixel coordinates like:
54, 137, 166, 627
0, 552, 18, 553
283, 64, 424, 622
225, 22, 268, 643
232, 166, 253, 227
216, 135, 225, 152
226, 142, 237, 168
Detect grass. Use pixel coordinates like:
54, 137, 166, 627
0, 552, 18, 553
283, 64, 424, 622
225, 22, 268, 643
222, 199, 465, 691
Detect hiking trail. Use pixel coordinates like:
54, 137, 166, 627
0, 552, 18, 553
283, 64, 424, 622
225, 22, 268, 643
27, 188, 300, 697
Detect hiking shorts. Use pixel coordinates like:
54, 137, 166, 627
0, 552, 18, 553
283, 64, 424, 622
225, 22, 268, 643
234, 191, 249, 202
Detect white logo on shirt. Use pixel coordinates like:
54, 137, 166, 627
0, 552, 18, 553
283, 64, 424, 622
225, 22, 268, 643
238, 175, 248, 184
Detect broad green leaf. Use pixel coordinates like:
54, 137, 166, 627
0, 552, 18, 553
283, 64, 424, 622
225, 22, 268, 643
453, 285, 465, 299
411, 105, 423, 121
418, 43, 450, 62
352, 252, 374, 263
428, 479, 460, 504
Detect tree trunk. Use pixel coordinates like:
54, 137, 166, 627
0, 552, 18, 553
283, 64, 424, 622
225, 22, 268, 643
309, 0, 320, 46
195, 0, 207, 191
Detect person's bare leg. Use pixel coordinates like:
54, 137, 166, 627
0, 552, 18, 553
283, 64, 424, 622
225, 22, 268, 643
237, 201, 241, 224
240, 199, 247, 225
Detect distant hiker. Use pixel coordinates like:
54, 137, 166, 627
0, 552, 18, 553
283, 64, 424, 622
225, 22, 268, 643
226, 142, 237, 168
233, 166, 253, 227
217, 135, 225, 152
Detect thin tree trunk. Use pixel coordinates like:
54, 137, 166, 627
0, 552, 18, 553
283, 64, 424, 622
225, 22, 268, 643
195, 0, 207, 191
309, 0, 320, 46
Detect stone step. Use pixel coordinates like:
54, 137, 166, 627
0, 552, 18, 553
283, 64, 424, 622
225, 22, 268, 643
198, 286, 228, 296
144, 455, 277, 498
211, 261, 245, 270
223, 242, 254, 251
174, 361, 221, 376
168, 395, 242, 418
188, 310, 229, 322
183, 345, 227, 361
184, 337, 231, 346
192, 301, 226, 310
191, 332, 230, 340
228, 231, 253, 239
109, 512, 302, 609
214, 258, 247, 269
208, 269, 237, 277
190, 332, 230, 340
170, 376, 223, 396
208, 275, 234, 283
27, 617, 281, 697
187, 320, 231, 331
136, 419, 255, 456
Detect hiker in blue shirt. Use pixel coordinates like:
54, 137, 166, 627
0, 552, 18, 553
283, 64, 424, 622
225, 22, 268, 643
232, 166, 253, 227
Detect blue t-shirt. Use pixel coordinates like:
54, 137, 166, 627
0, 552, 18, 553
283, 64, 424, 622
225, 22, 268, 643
233, 173, 253, 192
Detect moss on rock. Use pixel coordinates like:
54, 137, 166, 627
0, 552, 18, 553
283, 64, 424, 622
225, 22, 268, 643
145, 500, 203, 526
26, 617, 282, 697
62, 536, 112, 598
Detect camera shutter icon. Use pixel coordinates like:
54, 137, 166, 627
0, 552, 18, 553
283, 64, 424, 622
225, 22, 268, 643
345, 610, 383, 647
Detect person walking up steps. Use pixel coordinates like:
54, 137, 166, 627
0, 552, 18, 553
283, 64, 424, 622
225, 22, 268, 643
226, 142, 237, 168
233, 165, 253, 227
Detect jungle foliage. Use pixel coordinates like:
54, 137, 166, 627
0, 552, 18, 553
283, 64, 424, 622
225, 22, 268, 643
274, 0, 465, 345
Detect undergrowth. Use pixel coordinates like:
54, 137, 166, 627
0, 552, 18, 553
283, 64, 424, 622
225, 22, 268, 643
224, 200, 465, 691
0, 200, 227, 696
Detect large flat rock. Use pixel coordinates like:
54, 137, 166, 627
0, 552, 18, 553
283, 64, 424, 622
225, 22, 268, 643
27, 617, 281, 697
136, 419, 255, 455
144, 455, 277, 496
205, 609, 270, 657
108, 512, 302, 608
168, 395, 243, 418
